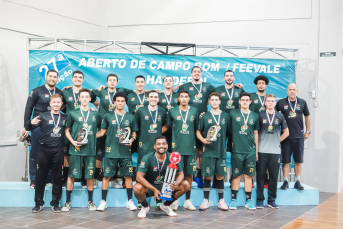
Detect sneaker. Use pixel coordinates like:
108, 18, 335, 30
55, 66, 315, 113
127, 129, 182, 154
32, 205, 43, 213
183, 199, 196, 211
81, 181, 87, 189
267, 201, 279, 209
156, 201, 162, 210
137, 203, 142, 210
199, 199, 209, 211
51, 205, 61, 213
30, 182, 35, 190
111, 179, 123, 189
88, 201, 97, 211
127, 199, 137, 211
171, 199, 179, 211
218, 199, 228, 211
264, 182, 269, 189
160, 203, 177, 217
229, 199, 237, 210
294, 181, 304, 190
138, 206, 150, 219
281, 180, 289, 190
46, 183, 53, 187
61, 202, 71, 212
93, 179, 98, 189
245, 199, 256, 210
256, 201, 264, 209
97, 200, 107, 211
194, 176, 204, 188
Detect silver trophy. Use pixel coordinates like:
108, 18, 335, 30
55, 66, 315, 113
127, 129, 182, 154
119, 127, 131, 145
159, 152, 181, 201
206, 125, 220, 142
76, 126, 89, 145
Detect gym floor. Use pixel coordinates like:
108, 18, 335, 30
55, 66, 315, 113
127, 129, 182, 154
0, 192, 336, 229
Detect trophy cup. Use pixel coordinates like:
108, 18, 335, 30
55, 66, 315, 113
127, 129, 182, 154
119, 127, 131, 145
76, 125, 89, 145
205, 125, 220, 142
159, 152, 181, 201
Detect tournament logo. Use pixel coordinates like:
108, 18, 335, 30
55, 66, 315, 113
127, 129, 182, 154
145, 115, 149, 120
49, 120, 53, 124
68, 97, 73, 101
263, 119, 267, 123
275, 119, 279, 125
97, 149, 102, 155
78, 117, 83, 121
190, 116, 194, 122
45, 94, 49, 98
208, 119, 212, 124
254, 99, 258, 103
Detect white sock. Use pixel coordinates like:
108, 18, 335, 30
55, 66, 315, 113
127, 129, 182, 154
284, 177, 288, 182
296, 176, 300, 181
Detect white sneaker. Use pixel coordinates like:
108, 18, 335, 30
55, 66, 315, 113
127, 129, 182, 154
45, 183, 53, 187
171, 199, 179, 211
111, 179, 123, 189
218, 199, 229, 211
61, 202, 71, 212
138, 206, 150, 218
127, 199, 137, 211
93, 179, 98, 189
97, 200, 107, 211
160, 203, 177, 217
183, 199, 196, 211
88, 201, 97, 211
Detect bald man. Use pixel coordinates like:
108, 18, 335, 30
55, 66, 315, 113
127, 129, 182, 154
276, 83, 311, 190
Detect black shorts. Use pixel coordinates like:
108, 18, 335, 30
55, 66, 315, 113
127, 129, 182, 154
281, 138, 304, 164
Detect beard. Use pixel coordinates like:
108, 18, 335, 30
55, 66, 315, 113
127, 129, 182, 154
226, 81, 233, 86
258, 89, 265, 93
47, 82, 56, 87
193, 78, 200, 82
156, 148, 166, 154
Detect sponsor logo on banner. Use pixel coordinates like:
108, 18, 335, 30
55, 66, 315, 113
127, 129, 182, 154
36, 52, 71, 81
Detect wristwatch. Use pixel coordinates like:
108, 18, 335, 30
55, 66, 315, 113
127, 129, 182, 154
306, 131, 311, 134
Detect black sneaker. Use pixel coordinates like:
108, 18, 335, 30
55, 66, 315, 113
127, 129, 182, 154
32, 205, 43, 213
281, 181, 289, 190
51, 205, 62, 213
156, 200, 162, 210
294, 181, 304, 190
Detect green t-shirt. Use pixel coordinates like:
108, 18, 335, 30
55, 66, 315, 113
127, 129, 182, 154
138, 152, 182, 190
158, 92, 179, 114
62, 88, 97, 115
197, 111, 230, 158
229, 109, 259, 154
249, 92, 266, 113
92, 87, 133, 118
66, 109, 101, 156
101, 112, 138, 158
166, 105, 199, 155
178, 82, 215, 114
214, 85, 244, 113
135, 106, 167, 154
126, 92, 149, 114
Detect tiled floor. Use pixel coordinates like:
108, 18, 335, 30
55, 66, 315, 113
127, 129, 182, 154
0, 192, 335, 229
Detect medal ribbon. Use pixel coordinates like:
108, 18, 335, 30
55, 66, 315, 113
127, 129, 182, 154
115, 111, 126, 132
210, 110, 221, 126
155, 153, 166, 176
257, 92, 265, 107
266, 110, 275, 126
163, 92, 172, 106
148, 106, 158, 124
108, 88, 116, 106
191, 82, 202, 95
179, 106, 190, 125
45, 85, 56, 96
136, 92, 145, 106
80, 109, 90, 124
225, 86, 234, 100
240, 109, 250, 126
288, 97, 297, 114
72, 87, 81, 103
50, 111, 61, 130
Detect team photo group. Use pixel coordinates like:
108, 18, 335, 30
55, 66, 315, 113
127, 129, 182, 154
22, 65, 311, 219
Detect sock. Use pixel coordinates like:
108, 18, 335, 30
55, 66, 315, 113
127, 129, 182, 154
156, 198, 162, 203
186, 190, 191, 200
141, 200, 149, 207
196, 169, 202, 177
63, 167, 69, 183
95, 168, 101, 180
88, 190, 93, 202
296, 176, 300, 181
204, 179, 211, 199
246, 192, 251, 201
284, 177, 288, 182
66, 190, 72, 202
127, 188, 133, 200
102, 189, 108, 201
265, 173, 269, 182
164, 197, 176, 206
217, 179, 224, 199
231, 190, 238, 200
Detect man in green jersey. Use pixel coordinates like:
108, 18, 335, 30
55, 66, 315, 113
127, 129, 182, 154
196, 92, 230, 211
134, 136, 190, 218
95, 92, 138, 211
62, 88, 101, 212
61, 71, 99, 188
164, 90, 199, 210
229, 92, 259, 210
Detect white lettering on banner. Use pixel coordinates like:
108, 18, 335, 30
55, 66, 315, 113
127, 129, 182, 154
130, 60, 138, 68
138, 60, 146, 69
147, 75, 207, 85
58, 70, 73, 83
194, 63, 220, 72
78, 58, 127, 68
228, 63, 281, 73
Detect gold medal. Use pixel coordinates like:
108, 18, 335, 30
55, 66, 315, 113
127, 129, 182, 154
243, 124, 248, 130
109, 104, 114, 110
140, 104, 144, 107
74, 103, 79, 109
260, 107, 265, 111
198, 93, 203, 98
152, 123, 158, 129
293, 112, 297, 117
268, 125, 273, 131
228, 99, 234, 105
167, 105, 172, 110
217, 125, 221, 131
83, 123, 88, 129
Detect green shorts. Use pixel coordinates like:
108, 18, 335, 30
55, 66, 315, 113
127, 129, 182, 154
63, 137, 70, 156
180, 155, 197, 175
68, 155, 96, 179
231, 153, 256, 177
96, 135, 106, 158
103, 158, 133, 177
202, 158, 227, 177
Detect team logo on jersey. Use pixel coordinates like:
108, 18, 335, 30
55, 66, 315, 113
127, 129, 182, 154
97, 149, 102, 155
190, 116, 194, 122
284, 105, 288, 110
296, 105, 301, 110
105, 167, 110, 174
263, 119, 267, 123
73, 169, 77, 175
234, 168, 239, 174
221, 119, 225, 124
68, 97, 73, 101
249, 119, 254, 125
208, 119, 212, 124
153, 166, 157, 171
78, 117, 83, 121
177, 116, 181, 120
203, 87, 207, 91
140, 162, 145, 168
254, 99, 258, 103
145, 115, 149, 120
158, 115, 161, 121
206, 167, 210, 173
112, 120, 116, 124
189, 87, 194, 90
131, 97, 135, 101
49, 120, 53, 124
44, 94, 49, 98
155, 175, 164, 183
162, 99, 166, 103
29, 91, 34, 97
275, 119, 279, 124
278, 158, 281, 163
105, 95, 109, 99
235, 92, 239, 97
125, 120, 129, 125
221, 92, 225, 96
92, 115, 96, 121
236, 117, 241, 121
174, 98, 178, 103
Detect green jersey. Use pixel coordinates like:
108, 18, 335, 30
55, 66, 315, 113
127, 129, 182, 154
250, 92, 266, 113
197, 111, 230, 158
66, 109, 101, 156
178, 82, 215, 114
158, 92, 179, 114
229, 109, 259, 154
92, 87, 133, 118
135, 106, 167, 154
127, 92, 149, 114
166, 105, 199, 155
101, 111, 138, 158
62, 88, 97, 115
138, 152, 182, 189
214, 85, 244, 113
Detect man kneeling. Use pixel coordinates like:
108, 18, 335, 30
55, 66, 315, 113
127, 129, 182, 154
134, 136, 190, 218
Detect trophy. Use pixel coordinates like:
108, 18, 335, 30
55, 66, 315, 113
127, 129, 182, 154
159, 152, 181, 201
76, 125, 89, 145
119, 127, 131, 145
206, 125, 220, 142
